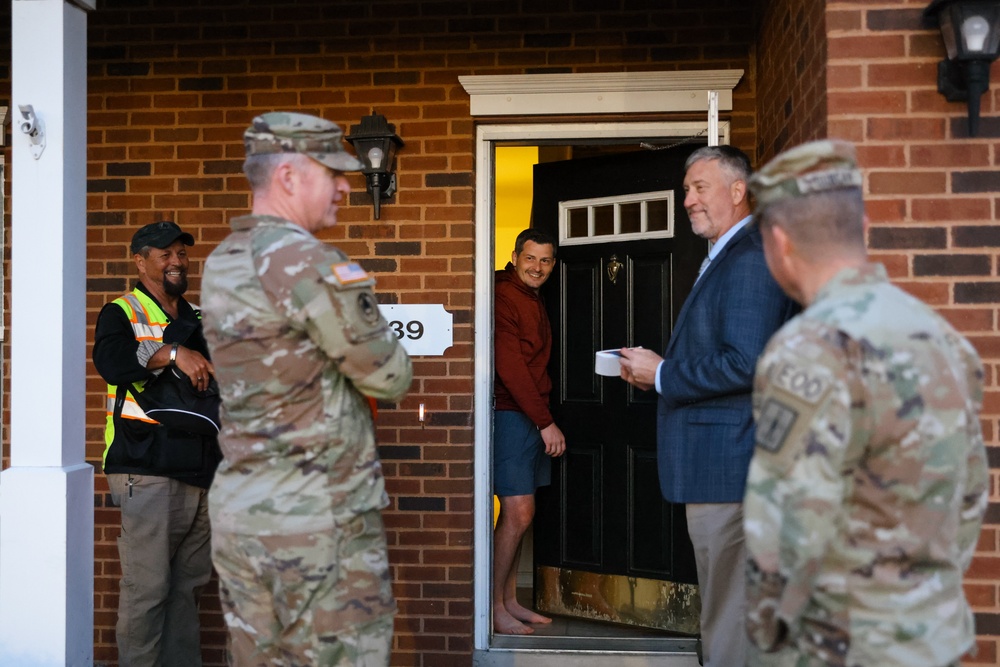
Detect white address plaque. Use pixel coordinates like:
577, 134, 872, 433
379, 304, 454, 356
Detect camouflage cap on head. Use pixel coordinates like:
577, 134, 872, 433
748, 139, 862, 208
244, 111, 364, 172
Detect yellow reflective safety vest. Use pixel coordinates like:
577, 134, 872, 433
103, 289, 174, 465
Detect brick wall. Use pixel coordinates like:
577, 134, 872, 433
0, 1, 761, 665
755, 0, 827, 162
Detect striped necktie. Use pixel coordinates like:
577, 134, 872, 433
695, 255, 711, 283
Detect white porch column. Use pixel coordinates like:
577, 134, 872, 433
0, 1, 96, 665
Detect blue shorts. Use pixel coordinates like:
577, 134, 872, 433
493, 410, 551, 497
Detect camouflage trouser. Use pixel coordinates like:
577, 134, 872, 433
212, 510, 396, 667
748, 643, 962, 667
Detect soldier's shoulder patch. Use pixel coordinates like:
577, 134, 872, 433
756, 398, 798, 453
356, 291, 382, 325
331, 261, 370, 285
767, 359, 832, 405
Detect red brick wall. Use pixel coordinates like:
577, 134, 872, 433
755, 0, 827, 162
0, 1, 762, 665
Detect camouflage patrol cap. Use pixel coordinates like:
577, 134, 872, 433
748, 139, 862, 208
244, 111, 364, 172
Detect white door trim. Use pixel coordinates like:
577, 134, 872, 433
459, 69, 743, 116
473, 120, 731, 657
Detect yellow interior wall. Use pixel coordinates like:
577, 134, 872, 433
494, 146, 539, 269
493, 146, 539, 527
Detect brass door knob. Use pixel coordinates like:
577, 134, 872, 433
606, 255, 623, 285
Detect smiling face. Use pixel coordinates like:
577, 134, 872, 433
682, 158, 745, 243
511, 239, 556, 292
136, 240, 189, 298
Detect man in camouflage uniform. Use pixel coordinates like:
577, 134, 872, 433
743, 139, 989, 667
201, 112, 413, 666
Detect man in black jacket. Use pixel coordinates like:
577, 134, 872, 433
93, 221, 221, 667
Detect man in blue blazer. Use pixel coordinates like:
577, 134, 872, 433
620, 145, 798, 667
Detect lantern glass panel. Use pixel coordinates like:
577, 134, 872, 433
940, 8, 960, 59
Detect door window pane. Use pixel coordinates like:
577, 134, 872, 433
620, 202, 641, 234
568, 207, 589, 239
594, 205, 614, 236
647, 199, 669, 233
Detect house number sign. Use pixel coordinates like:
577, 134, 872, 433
379, 304, 454, 356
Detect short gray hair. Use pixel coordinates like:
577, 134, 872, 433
757, 188, 865, 260
243, 152, 309, 191
685, 145, 752, 185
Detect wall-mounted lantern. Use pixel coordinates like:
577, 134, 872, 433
346, 111, 404, 219
925, 0, 1000, 136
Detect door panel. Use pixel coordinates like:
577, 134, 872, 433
562, 260, 602, 403
562, 444, 602, 568
630, 447, 672, 574
531, 145, 705, 633
629, 255, 671, 407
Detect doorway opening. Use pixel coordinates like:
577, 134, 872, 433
474, 121, 731, 663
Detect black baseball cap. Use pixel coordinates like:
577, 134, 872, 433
130, 221, 195, 254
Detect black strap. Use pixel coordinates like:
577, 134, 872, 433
113, 383, 129, 428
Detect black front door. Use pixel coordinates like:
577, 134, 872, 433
531, 145, 706, 633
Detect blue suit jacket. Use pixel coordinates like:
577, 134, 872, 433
657, 222, 798, 503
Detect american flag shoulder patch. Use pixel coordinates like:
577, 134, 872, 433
331, 262, 369, 285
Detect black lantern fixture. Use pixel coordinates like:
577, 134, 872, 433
346, 111, 404, 219
925, 0, 1000, 136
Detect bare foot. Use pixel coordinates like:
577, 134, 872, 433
494, 606, 534, 634
505, 599, 552, 625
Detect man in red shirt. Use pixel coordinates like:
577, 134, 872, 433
492, 228, 567, 635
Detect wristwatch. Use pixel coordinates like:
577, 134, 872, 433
168, 342, 179, 367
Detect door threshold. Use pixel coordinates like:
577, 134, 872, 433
490, 634, 698, 653
474, 642, 701, 667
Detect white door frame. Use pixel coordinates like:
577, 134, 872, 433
472, 120, 731, 660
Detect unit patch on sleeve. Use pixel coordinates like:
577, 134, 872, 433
357, 291, 381, 325
331, 261, 370, 285
769, 361, 830, 405
756, 398, 798, 453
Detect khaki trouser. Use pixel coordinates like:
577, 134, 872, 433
212, 510, 396, 667
687, 502, 747, 667
108, 473, 213, 667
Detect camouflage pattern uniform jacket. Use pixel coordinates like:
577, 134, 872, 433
745, 263, 988, 667
201, 214, 412, 536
